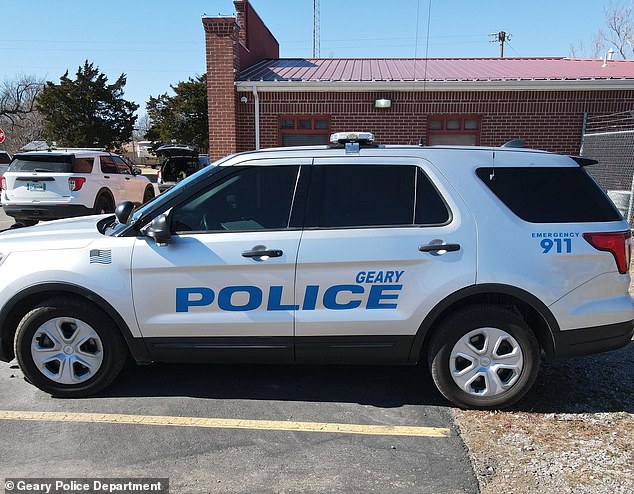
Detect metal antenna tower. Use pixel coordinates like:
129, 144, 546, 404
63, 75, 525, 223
313, 0, 320, 58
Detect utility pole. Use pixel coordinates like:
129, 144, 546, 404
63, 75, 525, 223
490, 31, 511, 58
313, 0, 320, 58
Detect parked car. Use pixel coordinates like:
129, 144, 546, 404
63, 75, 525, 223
155, 145, 203, 192
0, 149, 155, 225
198, 154, 211, 167
0, 132, 631, 409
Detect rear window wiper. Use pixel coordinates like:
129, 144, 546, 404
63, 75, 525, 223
32, 168, 54, 172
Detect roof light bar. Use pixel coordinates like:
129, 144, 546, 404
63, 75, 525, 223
330, 132, 375, 145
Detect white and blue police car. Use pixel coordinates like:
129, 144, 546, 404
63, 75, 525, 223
0, 132, 632, 409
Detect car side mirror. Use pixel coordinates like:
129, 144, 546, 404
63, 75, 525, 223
145, 213, 171, 247
132, 167, 142, 176
114, 201, 135, 224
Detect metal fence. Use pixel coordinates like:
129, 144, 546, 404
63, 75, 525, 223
580, 111, 634, 223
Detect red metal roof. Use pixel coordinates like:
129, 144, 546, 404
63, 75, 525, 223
239, 57, 634, 82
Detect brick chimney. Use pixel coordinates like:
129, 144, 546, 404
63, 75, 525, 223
203, 16, 240, 161
234, 0, 279, 69
203, 1, 279, 160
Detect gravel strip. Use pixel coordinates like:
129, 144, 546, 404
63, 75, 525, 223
453, 339, 633, 494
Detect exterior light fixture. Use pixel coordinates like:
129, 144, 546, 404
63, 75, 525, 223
375, 98, 391, 109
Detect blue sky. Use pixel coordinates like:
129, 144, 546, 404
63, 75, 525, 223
0, 0, 613, 112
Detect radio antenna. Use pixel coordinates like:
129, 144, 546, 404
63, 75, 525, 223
490, 151, 496, 181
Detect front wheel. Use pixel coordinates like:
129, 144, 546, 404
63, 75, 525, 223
14, 297, 128, 397
429, 305, 540, 409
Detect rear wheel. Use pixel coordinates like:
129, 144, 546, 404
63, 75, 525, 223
429, 305, 540, 409
93, 194, 114, 215
142, 186, 155, 204
14, 297, 128, 397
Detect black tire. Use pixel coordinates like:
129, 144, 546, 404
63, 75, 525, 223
93, 193, 114, 215
428, 305, 540, 410
142, 186, 155, 204
14, 297, 128, 397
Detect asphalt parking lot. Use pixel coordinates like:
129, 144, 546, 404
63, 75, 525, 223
0, 207, 477, 493
0, 360, 476, 493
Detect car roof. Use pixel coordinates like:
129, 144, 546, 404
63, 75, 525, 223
217, 143, 575, 169
15, 150, 112, 157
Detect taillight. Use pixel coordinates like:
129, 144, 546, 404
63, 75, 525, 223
156, 170, 161, 182
0, 177, 6, 191
583, 231, 632, 274
68, 177, 86, 191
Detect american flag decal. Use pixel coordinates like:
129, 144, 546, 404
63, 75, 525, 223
90, 249, 112, 264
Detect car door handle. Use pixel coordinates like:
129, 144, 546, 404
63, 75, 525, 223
419, 243, 461, 252
104, 175, 110, 179
124, 177, 131, 180
242, 249, 283, 258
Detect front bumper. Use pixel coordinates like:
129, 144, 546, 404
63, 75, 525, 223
551, 319, 634, 357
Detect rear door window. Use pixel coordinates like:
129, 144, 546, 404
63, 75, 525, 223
476, 166, 622, 223
307, 165, 415, 228
416, 168, 451, 225
305, 165, 450, 228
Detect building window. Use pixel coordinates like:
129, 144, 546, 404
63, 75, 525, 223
279, 116, 331, 146
427, 116, 481, 146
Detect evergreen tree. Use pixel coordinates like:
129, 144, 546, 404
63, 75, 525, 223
37, 61, 138, 149
146, 74, 208, 152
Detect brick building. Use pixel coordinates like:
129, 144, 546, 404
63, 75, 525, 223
203, 0, 634, 160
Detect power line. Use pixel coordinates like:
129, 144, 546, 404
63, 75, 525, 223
505, 41, 521, 57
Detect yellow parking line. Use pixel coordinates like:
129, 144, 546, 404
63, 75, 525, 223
0, 410, 449, 438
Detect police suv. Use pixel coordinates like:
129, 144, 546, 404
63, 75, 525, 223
0, 132, 632, 409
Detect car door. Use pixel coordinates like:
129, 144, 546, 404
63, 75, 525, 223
131, 160, 310, 363
294, 157, 477, 364
113, 156, 144, 202
99, 155, 124, 203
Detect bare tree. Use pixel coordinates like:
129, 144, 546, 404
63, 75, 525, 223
134, 113, 152, 140
570, 34, 604, 59
0, 75, 43, 124
0, 75, 45, 153
601, 2, 634, 58
570, 2, 633, 59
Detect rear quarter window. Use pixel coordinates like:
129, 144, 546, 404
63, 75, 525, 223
73, 158, 94, 173
476, 166, 622, 223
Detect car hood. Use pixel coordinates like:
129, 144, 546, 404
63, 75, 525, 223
0, 214, 106, 252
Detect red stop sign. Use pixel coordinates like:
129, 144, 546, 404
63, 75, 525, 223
0, 127, 5, 144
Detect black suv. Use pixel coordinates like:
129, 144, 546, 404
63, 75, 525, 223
156, 145, 203, 192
